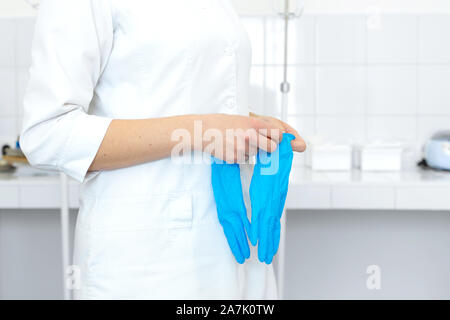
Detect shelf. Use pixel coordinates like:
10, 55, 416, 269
286, 167, 450, 210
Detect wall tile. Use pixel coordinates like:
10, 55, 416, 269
367, 15, 418, 64
367, 66, 417, 115
15, 17, 36, 68
315, 116, 365, 143
316, 66, 366, 115
0, 116, 17, 139
0, 68, 16, 117
366, 116, 417, 142
316, 15, 366, 64
265, 15, 315, 65
265, 66, 315, 116
16, 67, 30, 118
0, 18, 15, 67
287, 115, 315, 140
419, 15, 450, 64
249, 65, 264, 114
418, 66, 450, 115
241, 17, 265, 65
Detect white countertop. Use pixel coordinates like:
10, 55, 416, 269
287, 167, 450, 211
1, 166, 450, 211
0, 168, 80, 209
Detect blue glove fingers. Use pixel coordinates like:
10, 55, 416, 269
249, 184, 261, 246
271, 220, 281, 258
244, 218, 253, 246
257, 235, 266, 264
249, 133, 296, 263
264, 218, 278, 264
239, 197, 252, 241
258, 220, 271, 264
265, 233, 274, 265
265, 250, 275, 265
222, 222, 245, 264
249, 210, 259, 246
260, 218, 281, 265
280, 134, 296, 155
211, 160, 250, 263
249, 161, 268, 246
231, 164, 252, 245
265, 133, 294, 263
236, 219, 251, 260
260, 234, 273, 264
237, 198, 252, 246
277, 188, 288, 215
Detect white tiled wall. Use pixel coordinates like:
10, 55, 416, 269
1, 15, 450, 163
316, 16, 366, 64
367, 16, 418, 64
0, 17, 34, 146
242, 14, 450, 163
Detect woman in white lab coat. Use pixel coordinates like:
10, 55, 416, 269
20, 0, 306, 299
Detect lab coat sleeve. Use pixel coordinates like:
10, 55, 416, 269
20, 0, 114, 183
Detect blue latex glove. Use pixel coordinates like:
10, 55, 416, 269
249, 133, 295, 264
211, 159, 251, 264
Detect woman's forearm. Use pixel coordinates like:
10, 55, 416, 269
88, 113, 288, 172
89, 115, 205, 172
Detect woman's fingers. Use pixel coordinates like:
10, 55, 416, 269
258, 116, 286, 135
259, 134, 278, 153
251, 118, 284, 145
205, 114, 298, 162
249, 114, 307, 153
247, 133, 278, 154
279, 121, 307, 153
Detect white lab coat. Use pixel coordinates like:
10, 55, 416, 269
20, 0, 277, 299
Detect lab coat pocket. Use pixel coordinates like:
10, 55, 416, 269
80, 192, 194, 297
167, 193, 193, 241
84, 192, 194, 267
84, 194, 172, 271
88, 194, 173, 232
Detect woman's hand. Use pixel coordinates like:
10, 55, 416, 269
249, 113, 307, 153
201, 114, 284, 163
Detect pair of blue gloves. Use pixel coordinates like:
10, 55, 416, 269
211, 133, 295, 264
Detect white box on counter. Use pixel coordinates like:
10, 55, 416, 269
307, 144, 353, 171
355, 143, 404, 171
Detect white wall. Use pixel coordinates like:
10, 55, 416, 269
241, 13, 450, 165
3, 12, 450, 161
